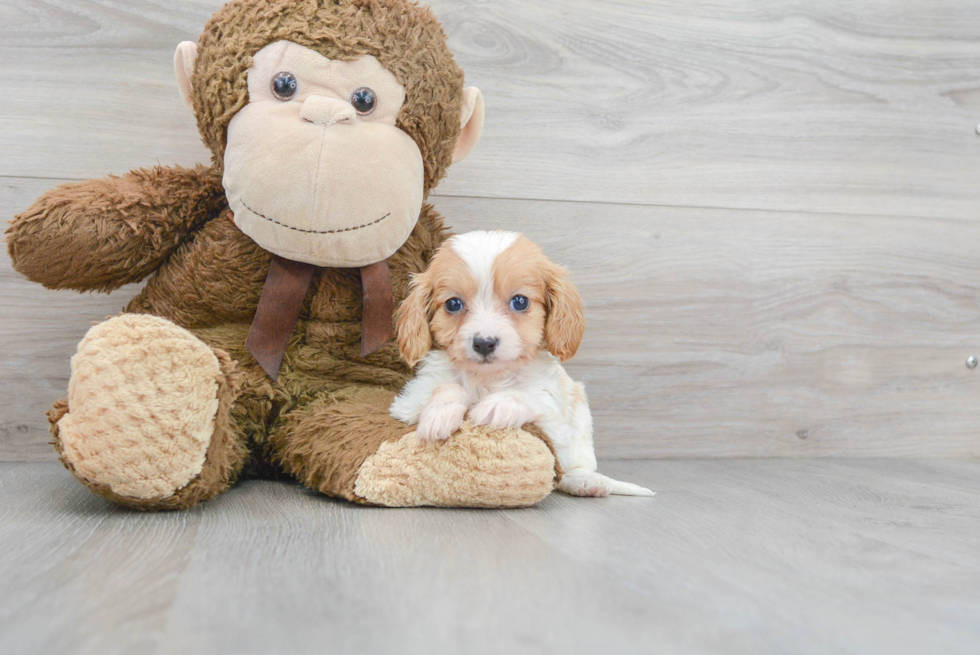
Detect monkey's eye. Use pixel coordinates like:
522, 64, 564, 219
510, 295, 529, 312
350, 87, 376, 115
445, 297, 464, 314
271, 72, 298, 101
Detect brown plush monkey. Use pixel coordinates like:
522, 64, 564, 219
5, 0, 557, 510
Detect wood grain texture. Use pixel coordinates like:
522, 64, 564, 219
1, 0, 979, 219
3, 0, 980, 460
4, 181, 980, 459
1, 459, 978, 655
440, 196, 980, 458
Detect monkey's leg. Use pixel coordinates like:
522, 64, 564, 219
270, 386, 558, 508
49, 314, 249, 510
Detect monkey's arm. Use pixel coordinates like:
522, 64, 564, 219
6, 165, 226, 292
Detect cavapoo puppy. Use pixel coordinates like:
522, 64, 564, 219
390, 230, 653, 497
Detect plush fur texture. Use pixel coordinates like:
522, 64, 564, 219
58, 314, 224, 500
355, 422, 556, 507
8, 0, 559, 510
6, 165, 225, 293
193, 0, 464, 191
49, 342, 247, 512
271, 385, 411, 502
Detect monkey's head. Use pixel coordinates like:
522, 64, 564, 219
174, 0, 484, 268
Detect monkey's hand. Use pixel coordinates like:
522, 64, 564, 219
6, 165, 226, 292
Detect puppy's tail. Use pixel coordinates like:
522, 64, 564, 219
558, 468, 656, 497
607, 477, 656, 496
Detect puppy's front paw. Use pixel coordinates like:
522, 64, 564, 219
416, 401, 467, 442
468, 394, 536, 430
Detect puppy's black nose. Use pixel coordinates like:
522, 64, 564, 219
472, 336, 498, 357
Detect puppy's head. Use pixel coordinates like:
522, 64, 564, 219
396, 231, 586, 373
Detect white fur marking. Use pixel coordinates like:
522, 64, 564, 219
414, 384, 470, 441
447, 230, 520, 292
447, 231, 523, 365
468, 392, 538, 429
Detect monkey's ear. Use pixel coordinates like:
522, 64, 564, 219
395, 274, 434, 367
452, 87, 485, 164
174, 41, 199, 110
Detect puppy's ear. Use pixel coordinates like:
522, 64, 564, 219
544, 264, 586, 362
395, 273, 433, 367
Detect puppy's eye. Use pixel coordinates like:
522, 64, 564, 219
350, 87, 376, 115
510, 295, 529, 312
272, 72, 298, 101
445, 297, 464, 314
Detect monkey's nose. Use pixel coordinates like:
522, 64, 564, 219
472, 336, 498, 357
300, 96, 357, 126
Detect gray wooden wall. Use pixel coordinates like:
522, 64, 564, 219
2, 0, 979, 461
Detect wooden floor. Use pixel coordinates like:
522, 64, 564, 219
2, 459, 978, 655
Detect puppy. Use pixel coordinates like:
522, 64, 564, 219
390, 230, 653, 498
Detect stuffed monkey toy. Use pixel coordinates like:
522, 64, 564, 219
5, 0, 558, 510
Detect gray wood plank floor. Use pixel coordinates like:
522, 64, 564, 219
3, 0, 979, 219
2, 459, 978, 655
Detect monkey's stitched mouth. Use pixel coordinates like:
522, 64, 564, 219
240, 199, 391, 235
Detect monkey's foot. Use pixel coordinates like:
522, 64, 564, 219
54, 314, 241, 508
353, 421, 556, 508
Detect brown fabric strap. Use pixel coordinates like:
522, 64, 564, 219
236, 205, 395, 379
246, 255, 316, 381
245, 256, 394, 381
359, 259, 394, 358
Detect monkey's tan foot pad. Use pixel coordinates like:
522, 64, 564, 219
57, 314, 223, 501
353, 422, 556, 508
